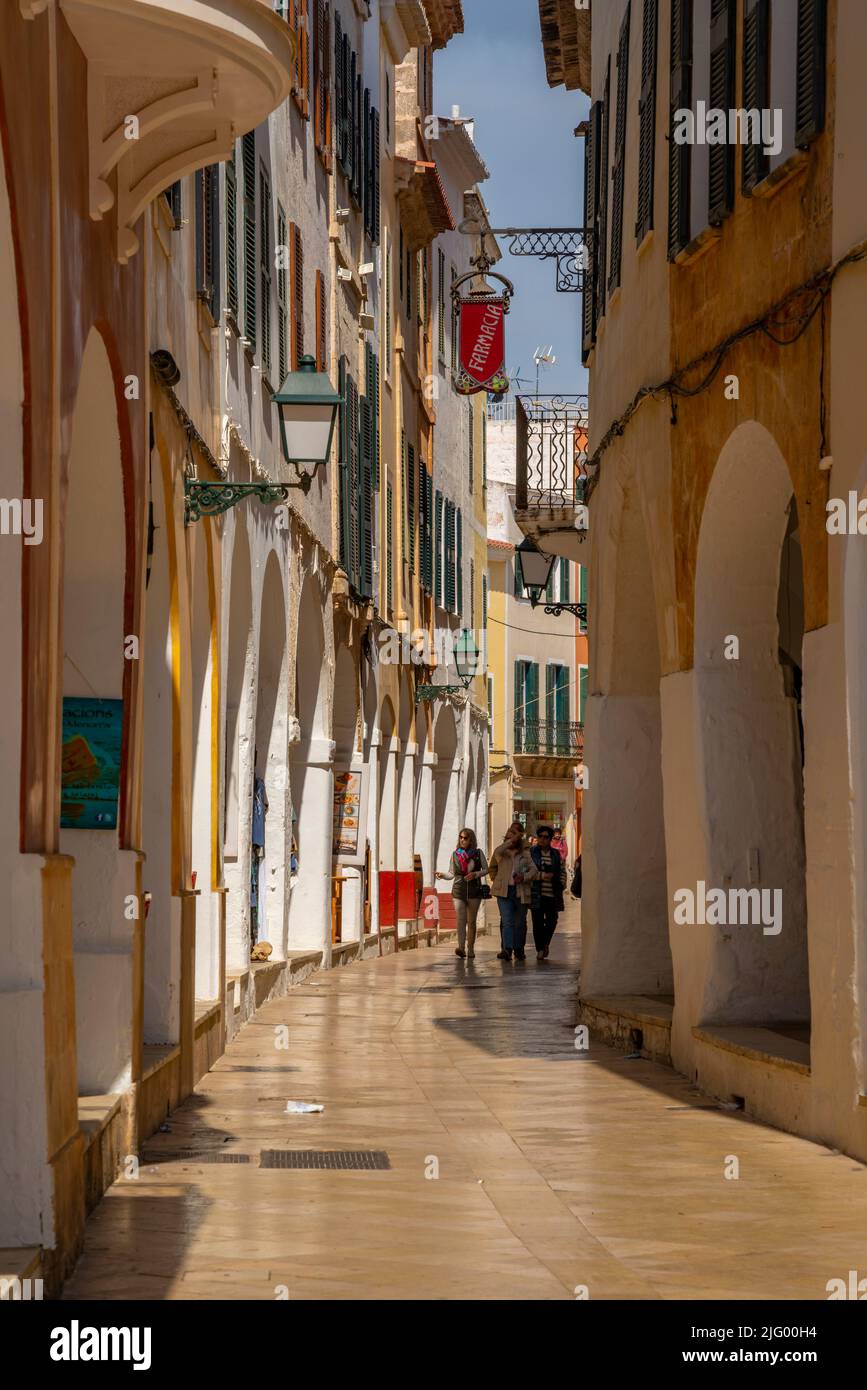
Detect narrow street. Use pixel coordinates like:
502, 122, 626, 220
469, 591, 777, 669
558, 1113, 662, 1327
64, 906, 867, 1302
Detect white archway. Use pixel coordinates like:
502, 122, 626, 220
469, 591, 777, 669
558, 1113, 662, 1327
333, 642, 363, 942
254, 550, 289, 956
433, 705, 460, 875
191, 523, 220, 999
287, 574, 331, 952
223, 516, 254, 970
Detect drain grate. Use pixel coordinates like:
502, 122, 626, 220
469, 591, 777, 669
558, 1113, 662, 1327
142, 1150, 251, 1164
260, 1149, 391, 1170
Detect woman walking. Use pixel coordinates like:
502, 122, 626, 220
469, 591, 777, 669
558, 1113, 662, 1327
529, 825, 567, 960
488, 826, 537, 962
436, 828, 488, 960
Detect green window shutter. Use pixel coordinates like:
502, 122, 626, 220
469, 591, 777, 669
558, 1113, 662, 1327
359, 395, 374, 598
546, 561, 555, 605
242, 132, 257, 352
514, 660, 525, 752
259, 165, 272, 377
668, 0, 692, 260
608, 3, 630, 297
582, 100, 600, 360
559, 557, 570, 603
526, 662, 539, 751
338, 356, 350, 574
742, 0, 770, 194
556, 665, 569, 729
277, 203, 288, 383
514, 552, 524, 598
546, 664, 555, 728
386, 483, 393, 612
456, 509, 463, 616
445, 501, 456, 612
795, 0, 827, 147
579, 564, 588, 633
482, 414, 487, 489
438, 248, 446, 357
579, 667, 589, 724
636, 0, 658, 244
708, 0, 736, 227
425, 468, 433, 593
226, 150, 239, 320
434, 491, 443, 607
482, 574, 488, 628
596, 62, 610, 322
365, 345, 379, 488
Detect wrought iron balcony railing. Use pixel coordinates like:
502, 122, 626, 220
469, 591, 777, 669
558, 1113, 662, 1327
514, 720, 584, 757
515, 394, 590, 514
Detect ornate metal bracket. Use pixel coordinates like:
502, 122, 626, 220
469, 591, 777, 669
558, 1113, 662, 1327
415, 683, 467, 703
533, 601, 587, 623
184, 477, 309, 525
491, 229, 591, 294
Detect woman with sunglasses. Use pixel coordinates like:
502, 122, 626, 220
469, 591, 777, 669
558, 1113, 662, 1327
435, 827, 488, 959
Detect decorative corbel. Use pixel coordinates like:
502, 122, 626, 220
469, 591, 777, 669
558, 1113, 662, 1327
20, 1, 51, 17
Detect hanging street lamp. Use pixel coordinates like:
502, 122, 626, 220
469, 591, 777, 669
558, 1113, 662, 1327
516, 537, 587, 623
415, 629, 482, 703
184, 355, 343, 523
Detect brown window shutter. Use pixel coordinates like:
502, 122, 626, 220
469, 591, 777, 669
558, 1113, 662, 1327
314, 0, 332, 165
290, 223, 305, 368
315, 268, 327, 371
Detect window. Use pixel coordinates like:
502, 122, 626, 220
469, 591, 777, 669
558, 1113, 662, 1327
420, 459, 433, 593
335, 11, 349, 170
582, 101, 601, 359
437, 248, 446, 359
364, 344, 379, 488
514, 552, 525, 600
794, 0, 827, 147
363, 94, 381, 243
195, 165, 220, 321
338, 358, 373, 602
384, 227, 393, 366
636, 0, 659, 244
482, 415, 487, 490
742, 1, 771, 193
443, 500, 455, 611
313, 0, 332, 166
608, 4, 630, 296
405, 435, 415, 573
470, 557, 475, 629
399, 226, 404, 300
406, 245, 413, 319
226, 152, 239, 321
315, 268, 326, 372
277, 205, 288, 383
482, 573, 488, 629
241, 133, 257, 351
163, 181, 182, 228
668, 0, 693, 259
559, 557, 570, 604
434, 490, 443, 607
514, 660, 540, 752
487, 674, 494, 747
545, 664, 570, 751
579, 565, 588, 634
456, 508, 463, 616
450, 265, 457, 368
385, 70, 391, 145
290, 223, 304, 368
259, 165, 272, 378
597, 61, 611, 318
289, 0, 310, 119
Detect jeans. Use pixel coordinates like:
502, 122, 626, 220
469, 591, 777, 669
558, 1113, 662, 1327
497, 887, 527, 954
531, 899, 559, 952
454, 896, 481, 952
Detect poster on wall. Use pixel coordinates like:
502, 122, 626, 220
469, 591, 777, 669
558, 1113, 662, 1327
332, 766, 369, 866
60, 697, 124, 830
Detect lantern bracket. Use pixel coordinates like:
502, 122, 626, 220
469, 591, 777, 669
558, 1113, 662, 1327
184, 476, 309, 525
490, 228, 591, 294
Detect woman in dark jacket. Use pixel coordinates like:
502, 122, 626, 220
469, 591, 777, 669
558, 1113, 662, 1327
436, 828, 489, 959
528, 825, 566, 960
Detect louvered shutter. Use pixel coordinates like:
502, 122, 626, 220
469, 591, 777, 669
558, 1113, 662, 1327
668, 0, 693, 259
795, 0, 827, 147
314, 0, 331, 162
446, 501, 455, 612
579, 667, 589, 724
364, 344, 379, 488
372, 107, 381, 244
315, 268, 326, 372
277, 205, 288, 382
226, 150, 239, 320
456, 509, 463, 617
579, 564, 588, 632
242, 132, 257, 351
559, 557, 570, 603
359, 395, 374, 598
596, 62, 610, 317
363, 87, 372, 236
434, 491, 443, 607
386, 483, 393, 611
546, 665, 555, 741
581, 101, 600, 360
348, 373, 361, 591
260, 167, 272, 377
290, 223, 304, 368
526, 664, 539, 750
556, 665, 569, 731
608, 5, 630, 296
468, 402, 474, 491
423, 467, 433, 594
407, 442, 416, 572
635, 0, 658, 243
742, 0, 770, 193
707, 0, 736, 226
514, 662, 524, 749
338, 356, 350, 574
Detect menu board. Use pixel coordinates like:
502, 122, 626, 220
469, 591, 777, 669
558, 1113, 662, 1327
332, 766, 368, 865
61, 697, 124, 829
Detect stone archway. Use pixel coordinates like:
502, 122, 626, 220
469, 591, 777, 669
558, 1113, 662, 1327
691, 422, 810, 1030
223, 517, 254, 970
395, 673, 417, 935
377, 694, 398, 932
253, 550, 289, 957
581, 471, 671, 1000
61, 326, 137, 1092
433, 705, 460, 875
287, 574, 331, 953
333, 642, 363, 942
190, 521, 220, 1000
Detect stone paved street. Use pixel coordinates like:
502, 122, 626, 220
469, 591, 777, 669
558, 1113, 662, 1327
64, 905, 867, 1301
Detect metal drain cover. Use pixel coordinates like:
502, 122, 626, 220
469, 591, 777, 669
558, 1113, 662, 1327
142, 1150, 251, 1164
260, 1149, 391, 1170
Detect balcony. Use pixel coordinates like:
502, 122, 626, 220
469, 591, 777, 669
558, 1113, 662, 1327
514, 720, 584, 759
54, 0, 295, 262
513, 394, 589, 562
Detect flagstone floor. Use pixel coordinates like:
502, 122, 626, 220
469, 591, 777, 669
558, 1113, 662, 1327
64, 904, 867, 1300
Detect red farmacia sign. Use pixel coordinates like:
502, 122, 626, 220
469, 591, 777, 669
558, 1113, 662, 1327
455, 299, 509, 395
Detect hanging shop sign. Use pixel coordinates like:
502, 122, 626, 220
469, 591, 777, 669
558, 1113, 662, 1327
451, 266, 514, 397
60, 697, 124, 829
332, 765, 369, 866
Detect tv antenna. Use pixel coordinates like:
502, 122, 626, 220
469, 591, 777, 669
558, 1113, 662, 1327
532, 345, 557, 397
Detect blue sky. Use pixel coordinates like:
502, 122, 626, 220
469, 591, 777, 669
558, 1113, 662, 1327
436, 0, 589, 395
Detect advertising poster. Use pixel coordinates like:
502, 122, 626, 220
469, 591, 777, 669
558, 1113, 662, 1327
60, 697, 124, 830
332, 766, 368, 865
